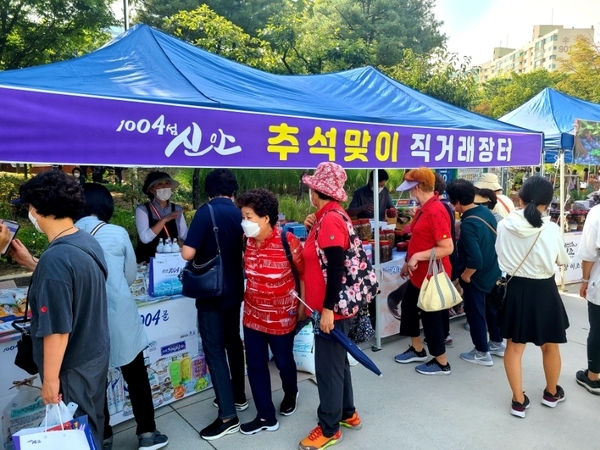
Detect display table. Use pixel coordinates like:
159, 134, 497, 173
0, 290, 210, 447
375, 251, 407, 338
374, 250, 465, 339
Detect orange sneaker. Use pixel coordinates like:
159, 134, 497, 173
298, 425, 342, 450
340, 411, 362, 430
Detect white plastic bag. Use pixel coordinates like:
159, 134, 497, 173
293, 322, 315, 375
2, 382, 45, 450
38, 402, 76, 428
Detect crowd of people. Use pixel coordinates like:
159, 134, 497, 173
1, 164, 598, 450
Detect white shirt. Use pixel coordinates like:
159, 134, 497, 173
136, 200, 188, 243
577, 204, 600, 305
496, 210, 570, 279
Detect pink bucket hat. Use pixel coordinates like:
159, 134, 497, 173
302, 162, 348, 202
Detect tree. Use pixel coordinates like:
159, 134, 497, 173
473, 70, 566, 118
260, 0, 375, 74
382, 49, 478, 109
307, 0, 445, 67
556, 36, 600, 103
0, 0, 115, 70
135, 0, 287, 34
163, 5, 277, 71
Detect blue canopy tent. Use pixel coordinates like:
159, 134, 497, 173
0, 24, 541, 169
500, 88, 600, 164
0, 24, 543, 347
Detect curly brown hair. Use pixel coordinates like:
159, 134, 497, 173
236, 189, 279, 226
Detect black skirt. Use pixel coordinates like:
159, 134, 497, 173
500, 276, 569, 345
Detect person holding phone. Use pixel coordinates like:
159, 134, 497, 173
0, 223, 10, 252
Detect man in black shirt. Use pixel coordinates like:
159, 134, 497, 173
347, 169, 396, 221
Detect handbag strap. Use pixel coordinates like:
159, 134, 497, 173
463, 215, 497, 235
497, 196, 511, 214
207, 203, 221, 254
90, 222, 106, 236
507, 232, 541, 283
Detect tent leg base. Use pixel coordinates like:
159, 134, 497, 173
371, 345, 382, 352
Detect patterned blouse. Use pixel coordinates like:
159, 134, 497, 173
243, 227, 305, 335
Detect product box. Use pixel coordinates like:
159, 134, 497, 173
148, 253, 186, 297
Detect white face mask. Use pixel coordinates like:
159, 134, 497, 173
409, 188, 419, 204
309, 189, 316, 208
154, 188, 172, 201
378, 187, 384, 194
241, 219, 263, 238
28, 210, 43, 233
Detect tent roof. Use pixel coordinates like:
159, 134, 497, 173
500, 88, 600, 157
0, 24, 529, 133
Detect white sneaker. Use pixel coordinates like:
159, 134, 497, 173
489, 340, 506, 357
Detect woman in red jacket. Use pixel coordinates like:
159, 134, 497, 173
236, 189, 305, 436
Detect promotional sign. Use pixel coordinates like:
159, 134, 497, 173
574, 119, 600, 165
0, 87, 543, 169
148, 253, 186, 297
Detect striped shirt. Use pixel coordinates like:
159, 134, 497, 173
243, 227, 305, 335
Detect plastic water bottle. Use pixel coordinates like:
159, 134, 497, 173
157, 238, 165, 253
170, 239, 179, 253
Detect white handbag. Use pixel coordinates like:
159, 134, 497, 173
417, 249, 462, 312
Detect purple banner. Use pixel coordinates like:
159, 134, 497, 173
0, 87, 542, 168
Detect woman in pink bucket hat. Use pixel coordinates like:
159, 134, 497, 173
298, 162, 363, 450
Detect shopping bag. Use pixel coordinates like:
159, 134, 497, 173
12, 405, 96, 450
417, 250, 462, 312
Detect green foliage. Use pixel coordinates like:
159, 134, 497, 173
382, 49, 479, 109
0, 0, 115, 70
473, 69, 566, 118
163, 5, 278, 71
307, 0, 445, 68
556, 36, 600, 103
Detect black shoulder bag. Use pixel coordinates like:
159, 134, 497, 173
12, 279, 38, 375
181, 204, 224, 299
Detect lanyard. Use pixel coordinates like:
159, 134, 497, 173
148, 202, 171, 239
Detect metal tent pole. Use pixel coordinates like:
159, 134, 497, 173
559, 150, 566, 291
123, 0, 129, 30
372, 170, 382, 351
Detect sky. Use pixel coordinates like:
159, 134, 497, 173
434, 0, 600, 65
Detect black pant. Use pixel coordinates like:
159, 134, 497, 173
588, 302, 600, 373
314, 318, 355, 437
60, 352, 109, 449
399, 282, 446, 357
198, 304, 246, 419
104, 351, 155, 439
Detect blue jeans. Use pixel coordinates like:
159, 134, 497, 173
461, 281, 502, 352
197, 304, 245, 420
243, 326, 297, 422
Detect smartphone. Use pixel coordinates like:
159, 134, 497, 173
0, 219, 20, 256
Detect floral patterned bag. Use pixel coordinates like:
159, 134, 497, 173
314, 210, 379, 316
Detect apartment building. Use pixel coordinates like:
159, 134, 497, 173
475, 25, 595, 83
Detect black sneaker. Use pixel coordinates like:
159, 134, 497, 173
213, 398, 249, 411
240, 416, 279, 435
200, 417, 240, 441
102, 436, 113, 450
576, 369, 600, 395
138, 430, 169, 450
280, 392, 298, 416
542, 385, 566, 408
511, 393, 531, 418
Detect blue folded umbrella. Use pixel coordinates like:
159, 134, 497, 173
292, 291, 382, 377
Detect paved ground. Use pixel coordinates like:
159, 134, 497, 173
112, 284, 598, 450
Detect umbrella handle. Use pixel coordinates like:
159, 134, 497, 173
290, 289, 314, 314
